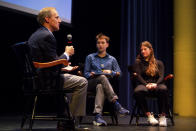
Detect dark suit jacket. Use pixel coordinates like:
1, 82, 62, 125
28, 26, 67, 62
28, 26, 67, 90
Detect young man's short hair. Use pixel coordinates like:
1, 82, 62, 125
96, 33, 110, 43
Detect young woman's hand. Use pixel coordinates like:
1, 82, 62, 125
146, 83, 157, 90
151, 83, 157, 89
146, 83, 152, 89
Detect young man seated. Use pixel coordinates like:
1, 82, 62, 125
84, 33, 129, 126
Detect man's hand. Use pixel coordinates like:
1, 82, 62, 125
102, 70, 112, 74
61, 65, 79, 72
65, 46, 74, 56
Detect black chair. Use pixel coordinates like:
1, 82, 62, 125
11, 42, 75, 130
128, 65, 175, 126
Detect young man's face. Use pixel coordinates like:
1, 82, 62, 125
96, 38, 109, 53
46, 9, 61, 31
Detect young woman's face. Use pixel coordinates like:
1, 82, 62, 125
141, 45, 151, 58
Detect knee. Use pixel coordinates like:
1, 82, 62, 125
158, 84, 167, 91
98, 75, 108, 81
134, 85, 147, 93
79, 77, 88, 88
96, 84, 103, 91
96, 84, 102, 89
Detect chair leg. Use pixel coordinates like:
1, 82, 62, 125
29, 95, 38, 130
64, 95, 75, 130
29, 120, 34, 131
79, 116, 83, 124
167, 96, 175, 126
168, 108, 175, 126
111, 115, 114, 124
136, 115, 139, 126
64, 96, 72, 120
129, 104, 136, 125
21, 114, 27, 129
109, 108, 115, 125
21, 96, 29, 129
111, 111, 118, 125
136, 107, 140, 126
114, 112, 118, 125
111, 104, 118, 125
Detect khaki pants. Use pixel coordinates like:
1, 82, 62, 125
88, 75, 118, 114
63, 73, 88, 116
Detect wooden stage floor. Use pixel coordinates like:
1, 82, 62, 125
0, 115, 196, 131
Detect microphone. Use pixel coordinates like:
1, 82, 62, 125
67, 34, 72, 46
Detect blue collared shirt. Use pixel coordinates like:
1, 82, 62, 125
84, 53, 121, 79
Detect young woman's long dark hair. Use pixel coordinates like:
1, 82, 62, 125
137, 41, 158, 76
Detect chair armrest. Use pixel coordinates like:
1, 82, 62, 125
133, 72, 137, 77
77, 71, 83, 76
130, 72, 138, 79
164, 74, 174, 81
33, 59, 69, 69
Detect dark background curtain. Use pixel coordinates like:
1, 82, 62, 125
119, 0, 173, 110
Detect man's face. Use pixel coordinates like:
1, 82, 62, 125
46, 10, 61, 31
96, 38, 109, 53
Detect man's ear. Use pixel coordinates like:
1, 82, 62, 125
45, 17, 50, 23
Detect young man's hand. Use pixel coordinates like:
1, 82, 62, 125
116, 72, 120, 76
102, 70, 112, 74
90, 72, 95, 77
